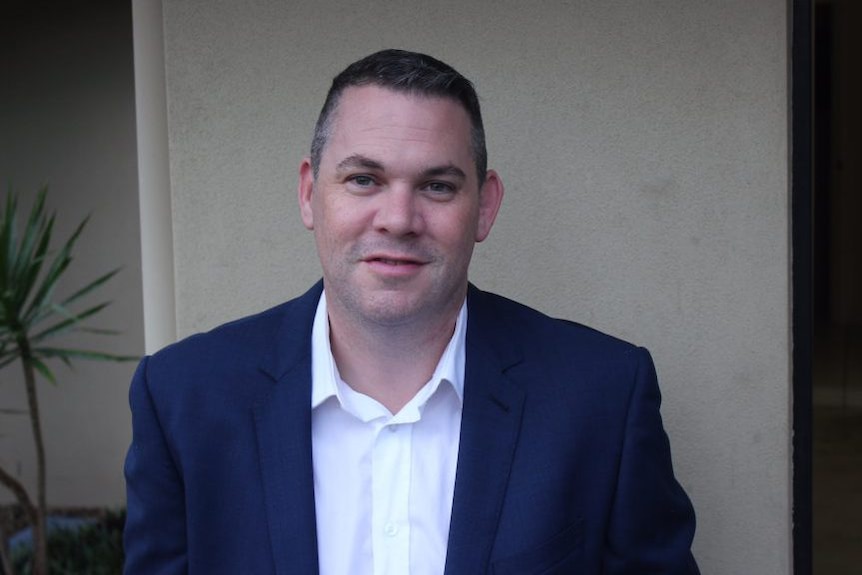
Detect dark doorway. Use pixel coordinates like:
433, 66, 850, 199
811, 0, 862, 572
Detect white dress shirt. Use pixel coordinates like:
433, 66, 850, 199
311, 292, 466, 575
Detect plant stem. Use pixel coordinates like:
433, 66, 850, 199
0, 520, 15, 575
19, 338, 47, 575
0, 466, 37, 525
0, 465, 34, 575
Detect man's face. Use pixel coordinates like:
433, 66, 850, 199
298, 85, 503, 329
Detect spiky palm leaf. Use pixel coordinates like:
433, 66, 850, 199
0, 186, 135, 378
0, 186, 136, 575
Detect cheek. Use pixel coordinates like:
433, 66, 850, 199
437, 214, 480, 256
313, 203, 365, 255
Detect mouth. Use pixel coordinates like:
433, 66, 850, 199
362, 253, 428, 276
363, 252, 426, 265
367, 257, 422, 266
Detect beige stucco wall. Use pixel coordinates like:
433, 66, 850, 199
149, 0, 791, 572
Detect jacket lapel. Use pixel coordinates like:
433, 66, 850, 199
445, 286, 526, 575
253, 283, 322, 575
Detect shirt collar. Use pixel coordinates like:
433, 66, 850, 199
310, 291, 467, 416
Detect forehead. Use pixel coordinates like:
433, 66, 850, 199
323, 85, 474, 171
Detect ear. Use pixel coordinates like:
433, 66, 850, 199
297, 157, 315, 230
475, 169, 504, 242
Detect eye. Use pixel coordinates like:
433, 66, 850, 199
424, 181, 456, 196
349, 175, 375, 187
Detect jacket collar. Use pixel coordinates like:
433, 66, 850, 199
258, 280, 323, 382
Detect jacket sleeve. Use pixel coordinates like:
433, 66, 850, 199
603, 348, 700, 574
123, 356, 188, 574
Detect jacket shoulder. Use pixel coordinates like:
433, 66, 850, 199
469, 287, 641, 358
146, 282, 321, 380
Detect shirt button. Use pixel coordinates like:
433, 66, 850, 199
383, 522, 398, 537
388, 425, 398, 432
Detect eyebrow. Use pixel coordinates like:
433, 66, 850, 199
335, 154, 385, 172
422, 165, 467, 181
335, 154, 467, 181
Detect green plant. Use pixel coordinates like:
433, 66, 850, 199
0, 187, 135, 575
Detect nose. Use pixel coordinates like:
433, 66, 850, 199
373, 186, 423, 236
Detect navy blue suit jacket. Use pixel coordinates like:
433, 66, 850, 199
124, 282, 699, 574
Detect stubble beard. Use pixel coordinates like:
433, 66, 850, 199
324, 239, 468, 332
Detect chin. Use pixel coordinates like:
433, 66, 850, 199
359, 296, 424, 327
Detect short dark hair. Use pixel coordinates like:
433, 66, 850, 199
310, 49, 487, 184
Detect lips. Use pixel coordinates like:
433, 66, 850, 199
368, 256, 421, 266
361, 252, 429, 278
363, 251, 427, 265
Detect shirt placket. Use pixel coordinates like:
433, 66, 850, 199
372, 421, 413, 575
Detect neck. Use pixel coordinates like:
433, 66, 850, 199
327, 301, 462, 414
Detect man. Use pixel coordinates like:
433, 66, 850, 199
124, 49, 699, 574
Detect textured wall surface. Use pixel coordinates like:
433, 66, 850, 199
0, 3, 144, 506
159, 0, 790, 571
